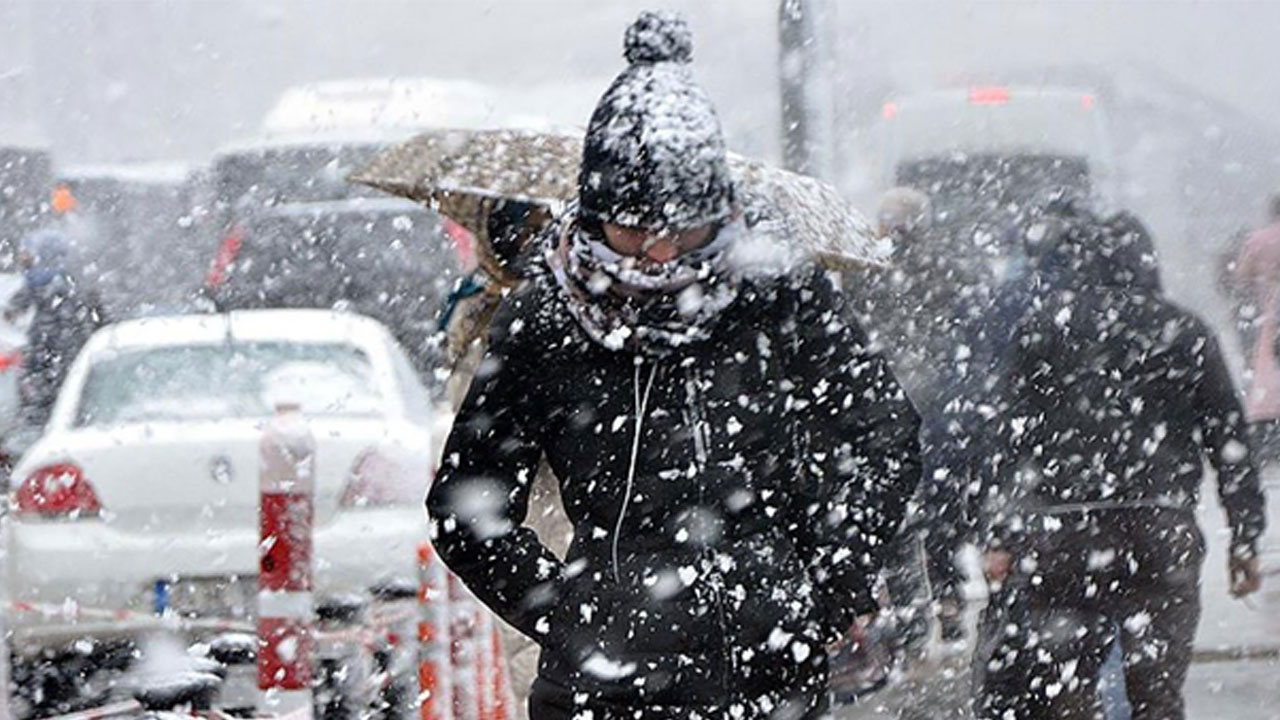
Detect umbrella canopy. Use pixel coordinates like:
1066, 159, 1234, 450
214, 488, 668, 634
349, 127, 886, 283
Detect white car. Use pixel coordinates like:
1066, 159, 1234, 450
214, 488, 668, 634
4, 309, 435, 648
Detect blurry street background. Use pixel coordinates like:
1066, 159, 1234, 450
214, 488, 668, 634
4, 0, 1280, 339
1, 1, 1279, 718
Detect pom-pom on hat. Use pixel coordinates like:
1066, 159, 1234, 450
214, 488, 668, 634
577, 11, 734, 232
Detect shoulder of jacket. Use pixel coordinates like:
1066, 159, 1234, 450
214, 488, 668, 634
489, 271, 580, 351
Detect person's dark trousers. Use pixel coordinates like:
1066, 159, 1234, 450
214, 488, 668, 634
882, 528, 931, 654
974, 507, 1203, 720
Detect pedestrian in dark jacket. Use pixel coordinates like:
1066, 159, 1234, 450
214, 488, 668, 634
5, 229, 108, 431
850, 187, 971, 651
426, 12, 922, 720
973, 209, 1266, 720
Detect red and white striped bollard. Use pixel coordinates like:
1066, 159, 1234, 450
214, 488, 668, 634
448, 574, 479, 720
417, 542, 453, 720
258, 403, 316, 717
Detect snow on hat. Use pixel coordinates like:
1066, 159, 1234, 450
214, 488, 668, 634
577, 11, 734, 232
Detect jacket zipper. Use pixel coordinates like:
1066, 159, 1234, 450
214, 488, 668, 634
684, 367, 737, 708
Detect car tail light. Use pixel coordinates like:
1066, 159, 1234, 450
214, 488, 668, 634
14, 463, 102, 519
882, 101, 898, 120
204, 227, 245, 289
1082, 93, 1096, 110
969, 86, 1010, 105
341, 450, 414, 508
0, 351, 21, 372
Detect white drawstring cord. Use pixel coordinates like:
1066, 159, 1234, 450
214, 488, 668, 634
613, 360, 659, 584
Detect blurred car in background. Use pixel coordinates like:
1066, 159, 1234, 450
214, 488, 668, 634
5, 309, 435, 657
206, 197, 460, 381
259, 77, 521, 139
875, 85, 1116, 285
878, 85, 1116, 195
55, 163, 202, 318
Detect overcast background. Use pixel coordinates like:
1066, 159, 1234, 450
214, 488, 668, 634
3, 0, 1280, 319
2, 1, 1278, 166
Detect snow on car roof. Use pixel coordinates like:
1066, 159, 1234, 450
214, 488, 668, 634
214, 130, 411, 157
57, 162, 192, 186
257, 196, 426, 218
261, 77, 508, 138
85, 310, 390, 356
891, 85, 1098, 107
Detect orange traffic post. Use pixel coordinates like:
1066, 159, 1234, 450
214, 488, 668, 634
448, 574, 479, 720
489, 623, 513, 720
418, 542, 453, 720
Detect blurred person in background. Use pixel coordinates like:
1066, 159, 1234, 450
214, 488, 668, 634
1216, 226, 1257, 354
820, 187, 973, 707
973, 207, 1265, 720
5, 227, 108, 433
427, 11, 921, 719
848, 187, 971, 656
1233, 193, 1280, 463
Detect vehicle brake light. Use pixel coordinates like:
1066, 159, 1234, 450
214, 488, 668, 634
0, 351, 21, 372
205, 227, 245, 290
969, 86, 1010, 105
14, 463, 102, 519
1082, 94, 1096, 110
340, 450, 414, 508
882, 101, 898, 120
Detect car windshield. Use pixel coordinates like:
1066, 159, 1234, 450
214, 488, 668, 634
75, 341, 383, 426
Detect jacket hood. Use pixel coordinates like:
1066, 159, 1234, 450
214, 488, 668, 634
1040, 210, 1162, 293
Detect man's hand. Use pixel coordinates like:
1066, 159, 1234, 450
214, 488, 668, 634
825, 613, 876, 654
1230, 555, 1262, 598
983, 549, 1014, 584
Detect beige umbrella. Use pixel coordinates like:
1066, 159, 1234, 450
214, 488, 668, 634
349, 127, 886, 283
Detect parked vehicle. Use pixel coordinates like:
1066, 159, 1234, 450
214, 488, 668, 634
207, 197, 460, 379
874, 85, 1117, 291
55, 163, 200, 317
5, 309, 435, 654
259, 77, 514, 140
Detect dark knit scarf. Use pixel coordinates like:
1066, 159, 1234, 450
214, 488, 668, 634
547, 212, 744, 356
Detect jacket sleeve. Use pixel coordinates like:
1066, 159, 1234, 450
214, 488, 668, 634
967, 298, 1048, 552
786, 269, 922, 638
1193, 327, 1267, 559
425, 288, 568, 643
6, 285, 33, 315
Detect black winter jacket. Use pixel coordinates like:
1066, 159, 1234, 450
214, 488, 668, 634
10, 276, 108, 429
991, 234, 1265, 558
427, 266, 921, 718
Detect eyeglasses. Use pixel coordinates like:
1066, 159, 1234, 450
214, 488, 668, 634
601, 222, 716, 262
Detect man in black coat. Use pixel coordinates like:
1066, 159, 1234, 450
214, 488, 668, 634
973, 209, 1266, 720
426, 12, 922, 720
